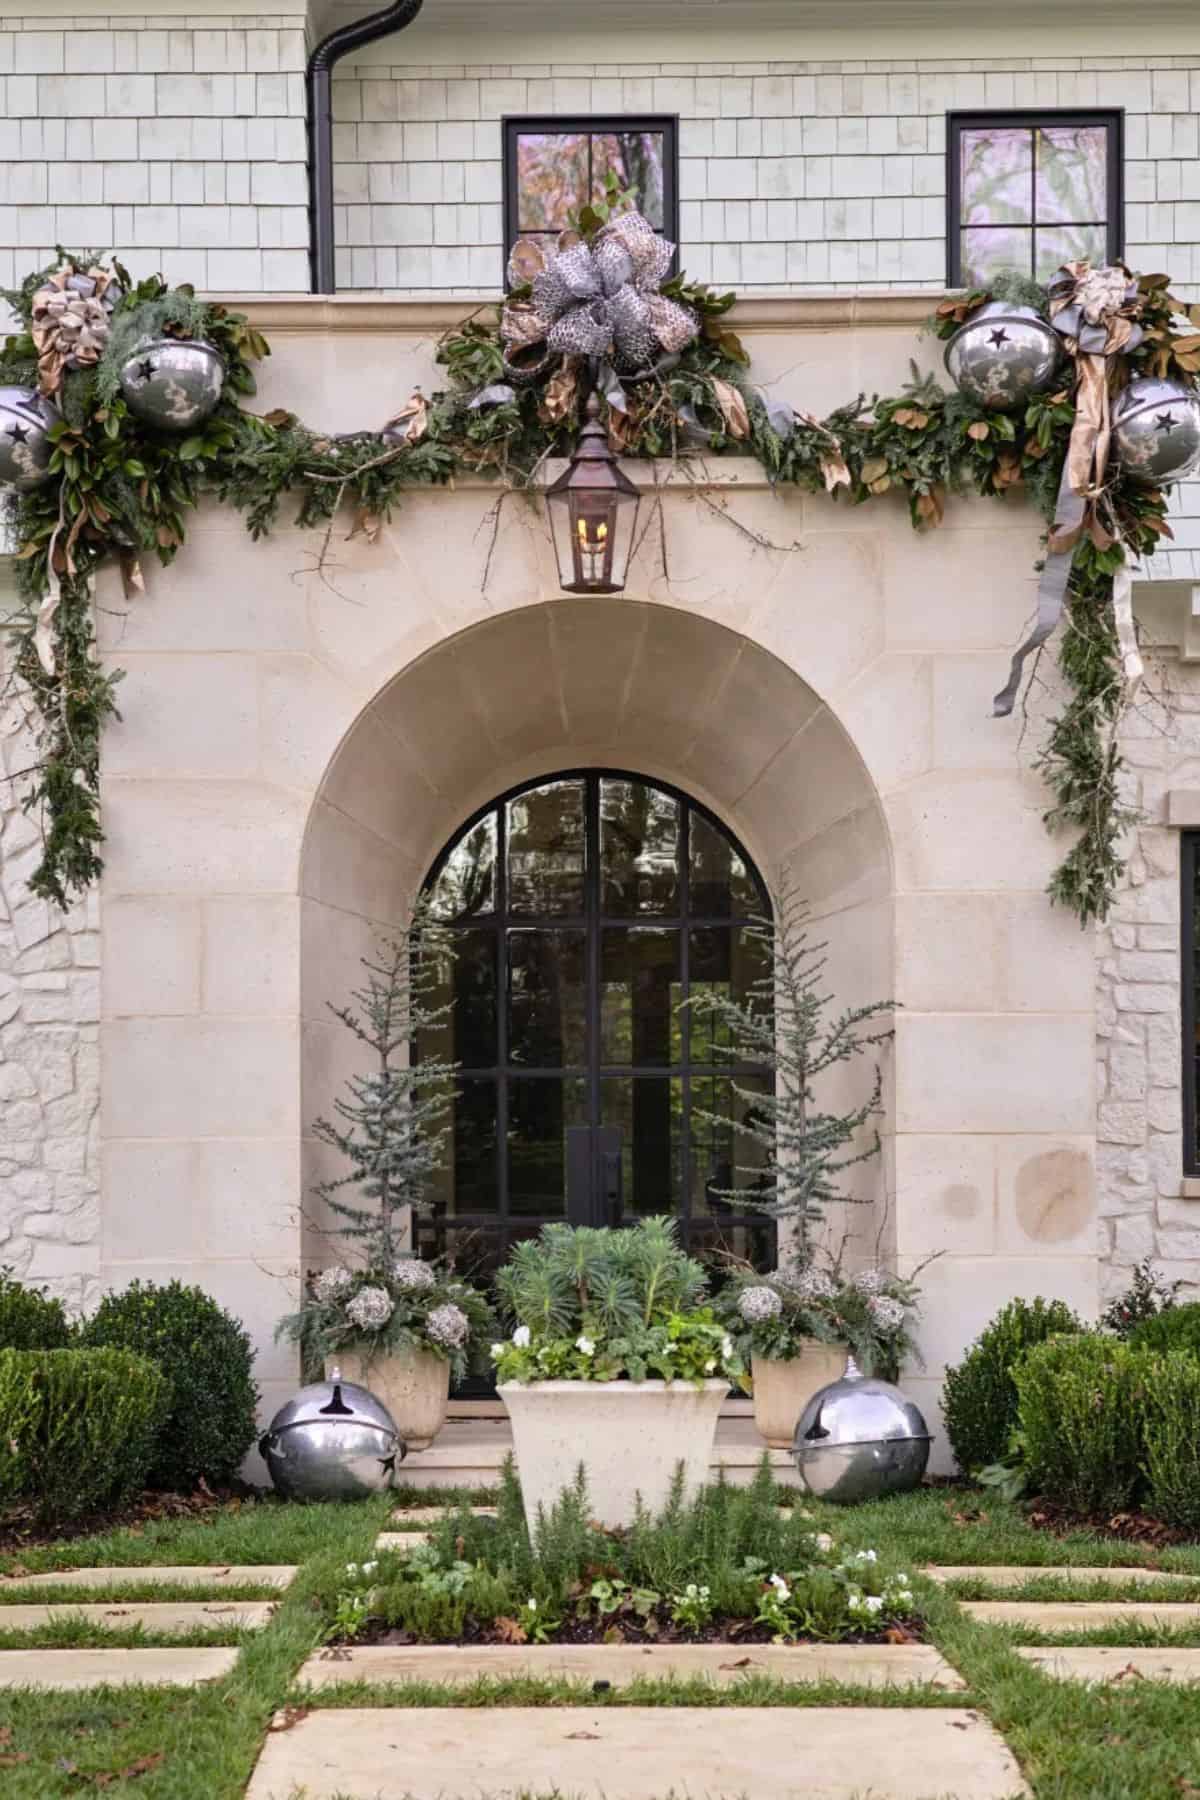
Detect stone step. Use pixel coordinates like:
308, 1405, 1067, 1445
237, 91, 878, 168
246, 1706, 1028, 1799
1018, 1645, 1200, 1683
964, 1599, 1200, 1632
928, 1565, 1195, 1590
399, 1419, 799, 1490
0, 1600, 275, 1636
374, 1532, 430, 1553
0, 1564, 297, 1594
389, 1507, 497, 1525
0, 1646, 239, 1690
297, 1640, 963, 1692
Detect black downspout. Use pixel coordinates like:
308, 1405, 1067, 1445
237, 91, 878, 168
307, 0, 426, 295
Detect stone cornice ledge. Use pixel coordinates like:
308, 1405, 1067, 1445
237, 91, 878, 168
222, 291, 938, 335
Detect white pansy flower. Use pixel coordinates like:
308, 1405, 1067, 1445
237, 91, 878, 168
361, 1561, 377, 1576
526, 1598, 538, 1612
704, 1359, 717, 1373
512, 1325, 531, 1348
865, 1594, 884, 1614
489, 1341, 505, 1359
345, 1562, 359, 1576
721, 1335, 734, 1360
768, 1574, 790, 1600
575, 1335, 595, 1356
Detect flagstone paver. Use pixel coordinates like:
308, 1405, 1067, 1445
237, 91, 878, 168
373, 1532, 430, 1552
297, 1639, 964, 1691
0, 1600, 275, 1634
1017, 1645, 1200, 1683
927, 1565, 1194, 1589
246, 1705, 1029, 1799
964, 1599, 1200, 1631
0, 1646, 240, 1689
389, 1507, 497, 1525
0, 1564, 297, 1593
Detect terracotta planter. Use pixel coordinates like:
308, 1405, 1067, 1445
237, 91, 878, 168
498, 1378, 728, 1531
326, 1347, 451, 1451
751, 1343, 848, 1448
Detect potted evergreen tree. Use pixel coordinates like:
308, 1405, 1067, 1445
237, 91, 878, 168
491, 1217, 746, 1530
687, 885, 895, 1447
277, 916, 492, 1449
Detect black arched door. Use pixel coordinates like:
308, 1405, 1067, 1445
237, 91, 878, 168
416, 772, 775, 1285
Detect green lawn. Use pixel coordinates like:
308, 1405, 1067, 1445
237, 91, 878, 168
3, 1483, 1200, 1796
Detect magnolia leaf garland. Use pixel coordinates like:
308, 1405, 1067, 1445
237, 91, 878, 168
3, 247, 1195, 925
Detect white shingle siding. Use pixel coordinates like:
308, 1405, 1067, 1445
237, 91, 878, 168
330, 55, 1200, 297
0, 15, 310, 295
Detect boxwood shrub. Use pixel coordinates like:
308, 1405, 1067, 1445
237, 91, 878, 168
81, 1281, 259, 1492
941, 1295, 1083, 1473
0, 1348, 169, 1522
1014, 1333, 1151, 1515
1141, 1350, 1200, 1530
1129, 1301, 1200, 1359
0, 1268, 71, 1350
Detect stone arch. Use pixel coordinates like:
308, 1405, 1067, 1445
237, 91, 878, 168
298, 596, 894, 1270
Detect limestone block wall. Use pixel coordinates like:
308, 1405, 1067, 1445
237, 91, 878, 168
329, 51, 1200, 295
1095, 639, 1200, 1304
0, 12, 310, 296
0, 659, 100, 1317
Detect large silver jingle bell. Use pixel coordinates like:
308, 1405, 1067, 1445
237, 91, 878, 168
792, 1357, 931, 1505
1113, 375, 1200, 487
0, 386, 59, 491
259, 1369, 405, 1501
944, 300, 1064, 411
119, 336, 224, 432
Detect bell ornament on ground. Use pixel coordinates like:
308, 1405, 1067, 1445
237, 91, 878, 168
0, 386, 59, 491
119, 336, 224, 431
259, 1367, 406, 1501
944, 301, 1064, 410
792, 1356, 932, 1506
1113, 375, 1200, 486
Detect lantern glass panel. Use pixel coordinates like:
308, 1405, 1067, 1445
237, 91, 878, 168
548, 480, 638, 594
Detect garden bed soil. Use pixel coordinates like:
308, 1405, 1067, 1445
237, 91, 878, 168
345, 1612, 927, 1650
1023, 1498, 1195, 1549
0, 1480, 270, 1555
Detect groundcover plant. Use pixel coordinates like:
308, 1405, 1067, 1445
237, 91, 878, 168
323, 1459, 920, 1648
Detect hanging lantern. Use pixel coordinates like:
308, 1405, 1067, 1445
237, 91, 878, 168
1113, 375, 1200, 486
119, 337, 224, 432
0, 387, 59, 491
944, 301, 1064, 411
546, 390, 640, 594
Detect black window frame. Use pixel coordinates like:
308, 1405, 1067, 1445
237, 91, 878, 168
1184, 831, 1200, 1176
946, 109, 1124, 288
502, 114, 679, 268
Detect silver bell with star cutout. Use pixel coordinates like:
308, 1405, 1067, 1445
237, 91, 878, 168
119, 337, 225, 432
944, 301, 1064, 411
1112, 376, 1200, 487
0, 387, 59, 491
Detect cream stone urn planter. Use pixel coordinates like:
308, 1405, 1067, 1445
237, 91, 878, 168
498, 1379, 729, 1531
326, 1348, 450, 1451
751, 1343, 848, 1448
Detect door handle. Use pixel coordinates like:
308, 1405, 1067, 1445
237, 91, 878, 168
601, 1147, 622, 1227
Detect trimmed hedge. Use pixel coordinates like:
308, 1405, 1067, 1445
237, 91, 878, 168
1014, 1334, 1151, 1515
0, 1269, 71, 1351
1129, 1301, 1200, 1360
0, 1348, 169, 1522
1142, 1350, 1200, 1530
81, 1281, 259, 1492
941, 1296, 1083, 1473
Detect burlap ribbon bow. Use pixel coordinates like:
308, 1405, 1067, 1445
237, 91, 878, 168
502, 210, 697, 377
993, 261, 1145, 716
32, 264, 118, 397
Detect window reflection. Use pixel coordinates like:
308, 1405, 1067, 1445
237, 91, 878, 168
507, 780, 586, 915
508, 928, 587, 1067
600, 927, 681, 1066
600, 777, 679, 915
956, 118, 1112, 287
427, 814, 495, 920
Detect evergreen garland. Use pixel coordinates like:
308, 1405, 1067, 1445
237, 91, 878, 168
2, 249, 1196, 924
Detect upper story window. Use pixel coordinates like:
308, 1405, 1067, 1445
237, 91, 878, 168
948, 112, 1123, 289
503, 117, 677, 265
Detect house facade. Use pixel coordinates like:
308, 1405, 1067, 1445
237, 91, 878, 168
3, 0, 1200, 1459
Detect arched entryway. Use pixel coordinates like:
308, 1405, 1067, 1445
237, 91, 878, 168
415, 770, 776, 1284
